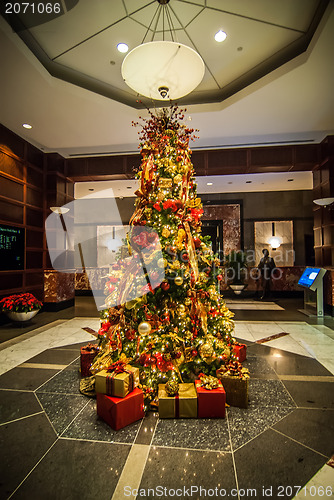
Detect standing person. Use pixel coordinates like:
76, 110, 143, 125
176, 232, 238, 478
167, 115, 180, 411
257, 248, 276, 300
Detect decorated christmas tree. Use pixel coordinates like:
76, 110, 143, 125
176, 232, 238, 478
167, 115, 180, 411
81, 106, 245, 409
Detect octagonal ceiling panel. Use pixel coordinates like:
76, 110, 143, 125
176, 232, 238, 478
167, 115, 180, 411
0, 0, 330, 108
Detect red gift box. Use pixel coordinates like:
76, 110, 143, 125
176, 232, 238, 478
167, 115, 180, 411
80, 344, 99, 377
232, 343, 247, 363
96, 388, 145, 431
195, 380, 226, 418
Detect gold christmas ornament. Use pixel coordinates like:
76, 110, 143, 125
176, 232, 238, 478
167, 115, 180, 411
184, 297, 192, 306
173, 174, 182, 184
162, 227, 171, 238
199, 342, 216, 364
165, 379, 179, 396
138, 322, 152, 335
176, 304, 187, 317
174, 276, 183, 286
157, 258, 168, 268
157, 192, 165, 201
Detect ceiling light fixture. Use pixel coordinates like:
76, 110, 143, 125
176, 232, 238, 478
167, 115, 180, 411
207, 182, 213, 186
268, 222, 281, 250
117, 43, 128, 53
121, 0, 205, 100
313, 197, 334, 207
214, 30, 227, 42
22, 123, 32, 129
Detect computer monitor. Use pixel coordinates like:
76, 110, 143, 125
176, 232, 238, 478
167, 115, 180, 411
0, 224, 25, 271
298, 267, 322, 290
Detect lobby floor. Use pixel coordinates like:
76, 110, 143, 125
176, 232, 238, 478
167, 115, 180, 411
0, 299, 333, 500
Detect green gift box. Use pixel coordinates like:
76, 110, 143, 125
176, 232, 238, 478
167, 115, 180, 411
95, 365, 139, 398
158, 383, 197, 418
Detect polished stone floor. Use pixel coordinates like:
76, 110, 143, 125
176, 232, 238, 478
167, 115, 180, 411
0, 299, 333, 500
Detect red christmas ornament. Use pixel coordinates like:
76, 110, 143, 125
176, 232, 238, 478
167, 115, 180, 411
191, 349, 198, 357
174, 351, 182, 359
193, 237, 201, 248
161, 281, 170, 291
149, 356, 157, 366
181, 252, 189, 262
217, 274, 223, 281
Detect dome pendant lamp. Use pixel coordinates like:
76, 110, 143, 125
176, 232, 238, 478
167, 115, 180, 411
121, 0, 205, 101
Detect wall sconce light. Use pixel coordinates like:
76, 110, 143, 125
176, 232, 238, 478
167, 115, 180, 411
313, 198, 334, 207
50, 206, 70, 215
268, 222, 281, 250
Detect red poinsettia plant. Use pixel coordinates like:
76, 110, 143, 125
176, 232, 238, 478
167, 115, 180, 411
0, 293, 43, 313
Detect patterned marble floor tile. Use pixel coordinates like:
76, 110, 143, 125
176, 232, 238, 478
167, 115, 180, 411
0, 389, 42, 424
242, 356, 278, 379
140, 447, 236, 494
227, 406, 294, 451
234, 429, 328, 500
62, 399, 142, 444
11, 439, 130, 500
36, 365, 81, 394
36, 392, 89, 435
273, 408, 334, 457
249, 379, 296, 408
0, 413, 57, 499
152, 418, 230, 451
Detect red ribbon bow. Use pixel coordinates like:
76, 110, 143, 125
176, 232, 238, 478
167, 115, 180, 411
107, 361, 127, 374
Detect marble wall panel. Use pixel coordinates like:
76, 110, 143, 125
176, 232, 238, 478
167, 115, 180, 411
44, 270, 75, 302
202, 204, 241, 255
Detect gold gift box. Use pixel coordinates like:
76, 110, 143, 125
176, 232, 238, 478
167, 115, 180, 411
158, 383, 197, 418
218, 375, 249, 409
95, 365, 139, 398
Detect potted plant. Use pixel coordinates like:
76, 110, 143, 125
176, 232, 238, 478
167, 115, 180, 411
0, 293, 43, 322
224, 250, 248, 295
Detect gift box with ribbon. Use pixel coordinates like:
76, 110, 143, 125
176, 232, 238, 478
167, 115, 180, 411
158, 383, 197, 418
80, 344, 99, 377
232, 342, 247, 363
95, 361, 139, 398
216, 362, 250, 409
97, 388, 145, 431
195, 374, 226, 418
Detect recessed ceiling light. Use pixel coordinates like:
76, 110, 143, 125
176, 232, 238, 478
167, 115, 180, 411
246, 180, 252, 184
127, 186, 132, 189
214, 30, 227, 42
207, 182, 213, 186
227, 182, 233, 184
117, 43, 128, 53
287, 178, 294, 182
22, 123, 32, 129
89, 188, 94, 191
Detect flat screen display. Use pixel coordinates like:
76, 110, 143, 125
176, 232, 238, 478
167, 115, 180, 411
298, 267, 321, 288
0, 224, 25, 270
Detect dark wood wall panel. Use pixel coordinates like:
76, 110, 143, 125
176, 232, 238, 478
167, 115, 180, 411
0, 124, 46, 300
313, 135, 334, 268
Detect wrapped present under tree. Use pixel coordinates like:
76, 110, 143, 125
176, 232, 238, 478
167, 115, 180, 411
232, 342, 247, 363
95, 361, 139, 398
80, 344, 99, 378
217, 361, 250, 409
195, 374, 226, 418
97, 388, 145, 431
158, 382, 197, 418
